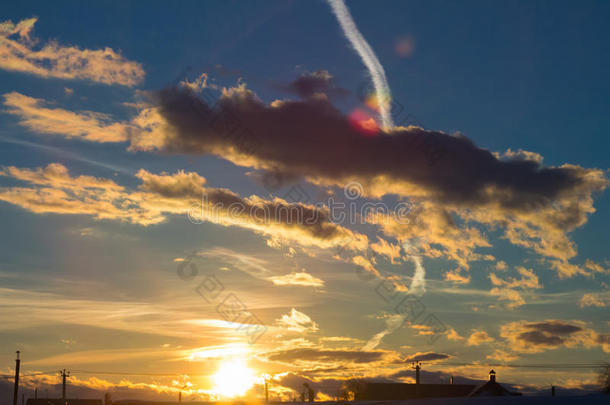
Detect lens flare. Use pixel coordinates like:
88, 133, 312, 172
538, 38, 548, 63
349, 109, 380, 136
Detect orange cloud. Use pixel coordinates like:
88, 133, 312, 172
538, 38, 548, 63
0, 163, 369, 251
500, 319, 607, 353
467, 330, 494, 346
3, 92, 131, 142
0, 18, 144, 86
269, 271, 325, 287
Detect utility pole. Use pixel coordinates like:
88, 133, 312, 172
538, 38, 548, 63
412, 361, 421, 399
13, 351, 21, 405
261, 374, 270, 403
59, 369, 70, 399
413, 361, 421, 384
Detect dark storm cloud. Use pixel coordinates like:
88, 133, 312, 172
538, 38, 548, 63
151, 85, 604, 213
265, 348, 387, 364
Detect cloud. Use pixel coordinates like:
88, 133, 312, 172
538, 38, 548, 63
490, 287, 526, 309
276, 309, 319, 333
141, 84, 606, 274
444, 269, 471, 284
495, 261, 508, 271
578, 292, 608, 308
266, 348, 386, 364
269, 271, 325, 287
486, 349, 518, 362
0, 163, 368, 251
370, 237, 402, 264
490, 267, 541, 290
0, 18, 144, 86
446, 328, 465, 341
467, 330, 494, 346
3, 91, 131, 142
403, 352, 451, 362
281, 70, 348, 99
4, 371, 203, 402
547, 259, 609, 279
4, 76, 606, 278
500, 319, 607, 353
488, 267, 542, 308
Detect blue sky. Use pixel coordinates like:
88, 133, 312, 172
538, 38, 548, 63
0, 0, 608, 401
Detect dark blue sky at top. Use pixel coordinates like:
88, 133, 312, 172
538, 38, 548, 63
0, 0, 608, 259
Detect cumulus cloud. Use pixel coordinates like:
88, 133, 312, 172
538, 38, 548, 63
140, 84, 606, 276
269, 270, 325, 287
488, 267, 542, 308
0, 17, 144, 85
0, 163, 368, 251
500, 319, 608, 353
578, 292, 608, 308
276, 308, 319, 333
467, 330, 494, 346
446, 328, 466, 341
2, 77, 606, 278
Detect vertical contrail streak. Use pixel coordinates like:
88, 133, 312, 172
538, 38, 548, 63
327, 0, 394, 129
409, 255, 426, 296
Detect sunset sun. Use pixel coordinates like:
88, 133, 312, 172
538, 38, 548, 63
212, 359, 257, 398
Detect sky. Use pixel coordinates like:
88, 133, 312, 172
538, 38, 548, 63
0, 0, 608, 401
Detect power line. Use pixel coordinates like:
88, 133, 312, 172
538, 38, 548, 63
2, 362, 604, 380
440, 362, 604, 369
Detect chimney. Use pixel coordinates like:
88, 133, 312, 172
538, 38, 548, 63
489, 370, 496, 382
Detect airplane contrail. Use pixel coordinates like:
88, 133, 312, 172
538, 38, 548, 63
327, 0, 394, 129
363, 314, 404, 350
409, 255, 426, 296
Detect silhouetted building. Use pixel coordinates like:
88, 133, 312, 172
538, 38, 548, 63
352, 382, 475, 400
468, 370, 522, 397
27, 399, 102, 405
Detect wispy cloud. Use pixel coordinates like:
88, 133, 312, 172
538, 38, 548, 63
0, 17, 144, 86
268, 270, 325, 287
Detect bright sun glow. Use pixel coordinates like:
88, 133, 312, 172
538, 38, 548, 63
212, 359, 257, 398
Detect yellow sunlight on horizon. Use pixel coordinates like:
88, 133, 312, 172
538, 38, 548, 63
212, 359, 258, 398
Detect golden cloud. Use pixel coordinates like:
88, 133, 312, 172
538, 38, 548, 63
0, 18, 144, 86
